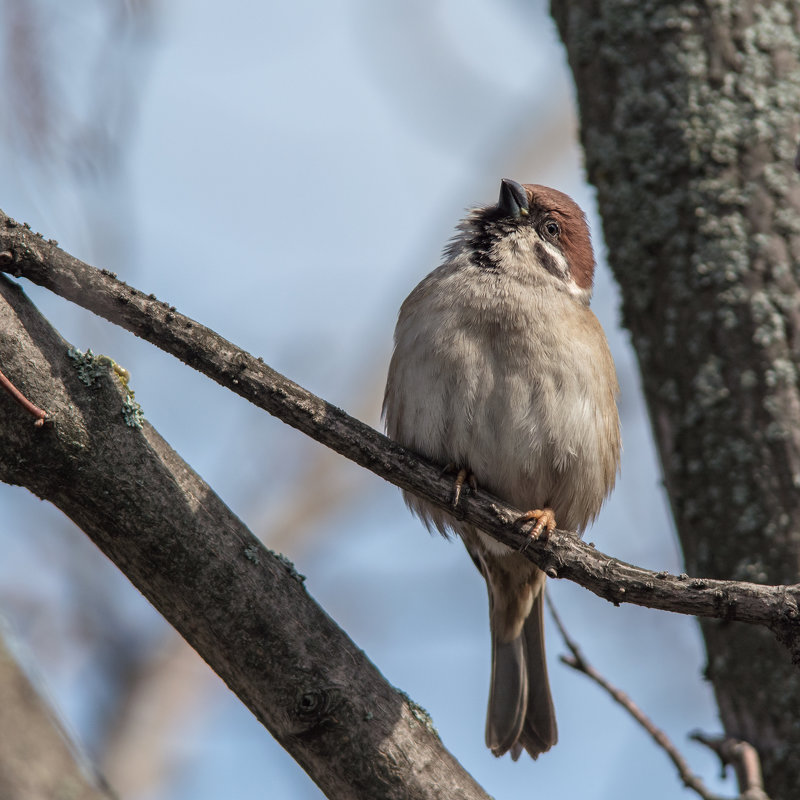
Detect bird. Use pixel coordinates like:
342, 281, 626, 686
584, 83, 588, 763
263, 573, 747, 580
383, 178, 621, 760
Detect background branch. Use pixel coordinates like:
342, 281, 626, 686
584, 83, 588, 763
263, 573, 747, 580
691, 733, 769, 800
0, 275, 490, 800
0, 631, 115, 800
0, 213, 798, 657
547, 595, 760, 800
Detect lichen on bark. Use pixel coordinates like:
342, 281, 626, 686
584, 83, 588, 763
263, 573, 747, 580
553, 1, 800, 795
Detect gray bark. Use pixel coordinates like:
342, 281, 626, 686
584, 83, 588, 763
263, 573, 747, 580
0, 275, 490, 800
553, 2, 800, 796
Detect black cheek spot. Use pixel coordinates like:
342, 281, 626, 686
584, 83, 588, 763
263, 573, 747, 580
533, 240, 564, 280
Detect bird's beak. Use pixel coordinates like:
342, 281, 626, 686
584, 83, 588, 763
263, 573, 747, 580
498, 179, 529, 219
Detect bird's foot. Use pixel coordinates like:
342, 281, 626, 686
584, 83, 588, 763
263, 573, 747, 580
441, 463, 478, 508
518, 507, 556, 544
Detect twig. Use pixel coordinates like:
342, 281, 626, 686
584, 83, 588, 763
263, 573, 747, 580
0, 365, 46, 425
691, 733, 770, 800
546, 594, 769, 800
0, 212, 799, 661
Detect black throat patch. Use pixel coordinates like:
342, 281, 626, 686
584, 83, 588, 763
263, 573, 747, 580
466, 212, 517, 272
466, 210, 567, 283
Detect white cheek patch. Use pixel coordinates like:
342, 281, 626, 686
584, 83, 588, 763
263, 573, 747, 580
536, 237, 569, 277
536, 236, 592, 304
565, 281, 592, 304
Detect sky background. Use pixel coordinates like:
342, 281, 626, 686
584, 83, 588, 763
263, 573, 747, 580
0, 1, 736, 798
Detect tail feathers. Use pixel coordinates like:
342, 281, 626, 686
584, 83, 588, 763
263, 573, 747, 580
485, 635, 528, 756
517, 591, 557, 759
486, 591, 557, 760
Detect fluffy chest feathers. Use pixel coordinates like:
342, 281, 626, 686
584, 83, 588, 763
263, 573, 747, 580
384, 259, 620, 534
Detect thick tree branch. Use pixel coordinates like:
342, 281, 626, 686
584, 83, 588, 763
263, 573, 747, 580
0, 275, 490, 800
0, 212, 798, 659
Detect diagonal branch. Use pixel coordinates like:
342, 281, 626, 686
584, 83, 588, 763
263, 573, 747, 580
0, 274, 490, 800
0, 211, 799, 662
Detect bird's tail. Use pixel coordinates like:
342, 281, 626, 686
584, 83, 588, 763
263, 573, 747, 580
485, 588, 557, 760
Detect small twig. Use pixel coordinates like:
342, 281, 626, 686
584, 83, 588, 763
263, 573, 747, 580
546, 594, 759, 800
691, 733, 769, 800
0, 366, 46, 426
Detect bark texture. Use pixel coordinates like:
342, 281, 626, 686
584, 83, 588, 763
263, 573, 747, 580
0, 276, 490, 800
553, 2, 800, 796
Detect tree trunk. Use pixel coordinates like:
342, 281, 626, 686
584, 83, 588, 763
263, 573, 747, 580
553, 2, 800, 796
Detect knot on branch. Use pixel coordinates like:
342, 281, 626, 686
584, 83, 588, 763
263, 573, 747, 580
292, 685, 346, 735
0, 249, 21, 278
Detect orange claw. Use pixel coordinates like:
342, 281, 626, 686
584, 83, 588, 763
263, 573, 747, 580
443, 464, 477, 508
519, 507, 557, 540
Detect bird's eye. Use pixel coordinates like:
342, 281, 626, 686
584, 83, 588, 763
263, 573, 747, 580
544, 220, 560, 237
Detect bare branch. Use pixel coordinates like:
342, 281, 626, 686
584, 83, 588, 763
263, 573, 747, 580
0, 212, 799, 662
546, 595, 765, 800
691, 733, 770, 800
0, 632, 115, 800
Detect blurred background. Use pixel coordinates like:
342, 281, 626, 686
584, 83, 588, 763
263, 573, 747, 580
0, 0, 735, 798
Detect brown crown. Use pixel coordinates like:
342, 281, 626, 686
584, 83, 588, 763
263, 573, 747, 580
524, 184, 595, 290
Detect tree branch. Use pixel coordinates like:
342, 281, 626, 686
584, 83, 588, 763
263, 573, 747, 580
547, 595, 764, 800
0, 275, 490, 800
0, 212, 799, 661
691, 733, 769, 800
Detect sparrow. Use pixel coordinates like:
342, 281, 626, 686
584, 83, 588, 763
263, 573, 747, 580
383, 179, 621, 759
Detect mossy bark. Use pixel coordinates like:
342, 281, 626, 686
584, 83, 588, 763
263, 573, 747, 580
553, 2, 800, 796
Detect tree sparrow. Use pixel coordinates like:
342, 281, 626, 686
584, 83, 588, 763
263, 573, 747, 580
384, 179, 620, 759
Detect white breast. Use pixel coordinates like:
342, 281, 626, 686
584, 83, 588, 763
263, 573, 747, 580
384, 258, 620, 539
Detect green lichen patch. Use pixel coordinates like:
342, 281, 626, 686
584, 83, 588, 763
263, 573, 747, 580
397, 689, 438, 737
68, 346, 108, 386
274, 551, 306, 583
67, 346, 144, 429
121, 391, 144, 429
